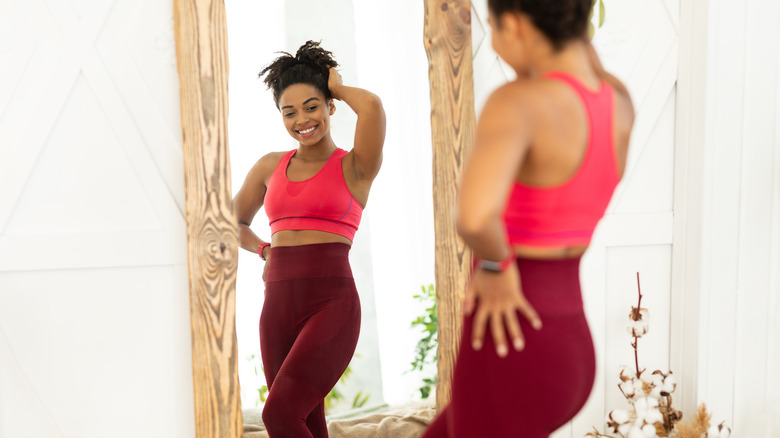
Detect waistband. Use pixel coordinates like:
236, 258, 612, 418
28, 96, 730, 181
513, 255, 583, 316
265, 242, 353, 282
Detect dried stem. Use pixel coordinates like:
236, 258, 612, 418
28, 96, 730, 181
635, 272, 643, 313
633, 272, 643, 377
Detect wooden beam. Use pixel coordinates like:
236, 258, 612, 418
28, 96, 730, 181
423, 0, 477, 411
173, 0, 242, 436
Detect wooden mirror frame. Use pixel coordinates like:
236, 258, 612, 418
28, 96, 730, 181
423, 0, 476, 410
174, 0, 242, 436
172, 0, 477, 435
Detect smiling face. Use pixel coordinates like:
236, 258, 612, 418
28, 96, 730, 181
278, 83, 336, 147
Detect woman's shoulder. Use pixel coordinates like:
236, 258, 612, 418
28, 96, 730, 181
248, 150, 290, 179
493, 77, 537, 97
258, 150, 289, 165
480, 79, 548, 126
488, 78, 556, 111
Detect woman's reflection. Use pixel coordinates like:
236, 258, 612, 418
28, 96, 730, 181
233, 40, 386, 437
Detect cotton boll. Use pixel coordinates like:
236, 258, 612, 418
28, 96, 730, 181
627, 426, 646, 438
660, 379, 676, 396
627, 322, 644, 337
648, 385, 663, 400
707, 424, 720, 437
618, 422, 633, 436
633, 379, 646, 396
627, 319, 649, 337
634, 397, 663, 424
647, 409, 663, 424
609, 408, 631, 425
619, 380, 637, 398
633, 398, 650, 420
642, 373, 663, 399
619, 365, 636, 382
629, 308, 650, 322
708, 422, 731, 437
641, 424, 657, 437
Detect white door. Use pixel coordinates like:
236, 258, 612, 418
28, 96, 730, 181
0, 1, 193, 437
470, 1, 679, 435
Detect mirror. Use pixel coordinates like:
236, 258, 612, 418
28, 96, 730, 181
224, 0, 437, 422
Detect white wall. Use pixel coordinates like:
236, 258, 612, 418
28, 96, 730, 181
352, 2, 437, 405
690, 0, 780, 435
0, 0, 194, 437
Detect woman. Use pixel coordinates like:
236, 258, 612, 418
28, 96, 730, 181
423, 1, 634, 437
234, 41, 385, 438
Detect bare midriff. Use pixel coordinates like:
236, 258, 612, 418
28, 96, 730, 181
271, 229, 353, 247
512, 244, 589, 260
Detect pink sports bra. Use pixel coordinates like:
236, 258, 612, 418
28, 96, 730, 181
264, 148, 363, 241
503, 72, 619, 248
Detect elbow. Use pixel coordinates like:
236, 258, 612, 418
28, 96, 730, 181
367, 92, 383, 108
456, 212, 492, 243
365, 93, 385, 116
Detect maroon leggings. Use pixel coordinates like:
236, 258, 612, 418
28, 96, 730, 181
423, 256, 596, 438
259, 243, 361, 438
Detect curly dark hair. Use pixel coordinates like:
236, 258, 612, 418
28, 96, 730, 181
259, 40, 339, 108
488, 0, 591, 50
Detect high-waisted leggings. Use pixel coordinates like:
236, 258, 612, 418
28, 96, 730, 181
259, 243, 361, 438
423, 256, 596, 438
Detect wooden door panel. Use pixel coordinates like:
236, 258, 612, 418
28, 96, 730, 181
0, 1, 193, 436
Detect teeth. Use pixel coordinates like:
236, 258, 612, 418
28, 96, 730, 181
299, 126, 316, 134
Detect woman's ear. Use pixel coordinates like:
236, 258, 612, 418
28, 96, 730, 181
329, 99, 336, 115
515, 13, 543, 47
499, 11, 522, 37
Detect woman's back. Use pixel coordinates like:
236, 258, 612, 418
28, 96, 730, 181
503, 67, 634, 257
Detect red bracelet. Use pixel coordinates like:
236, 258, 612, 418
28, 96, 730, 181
258, 242, 271, 261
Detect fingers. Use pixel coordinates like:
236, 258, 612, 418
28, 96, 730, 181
503, 309, 525, 351
472, 306, 525, 357
490, 313, 509, 357
473, 303, 538, 357
328, 68, 343, 86
517, 297, 543, 330
471, 307, 488, 351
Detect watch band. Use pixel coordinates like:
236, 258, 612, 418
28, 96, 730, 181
477, 253, 515, 272
258, 242, 271, 261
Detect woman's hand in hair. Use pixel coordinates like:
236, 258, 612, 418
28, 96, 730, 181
329, 67, 386, 187
327, 67, 344, 99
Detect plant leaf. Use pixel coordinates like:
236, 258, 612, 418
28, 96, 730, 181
599, 0, 606, 28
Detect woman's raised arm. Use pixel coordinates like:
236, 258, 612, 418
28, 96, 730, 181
327, 68, 386, 182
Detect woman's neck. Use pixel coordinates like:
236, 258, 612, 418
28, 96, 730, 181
296, 135, 337, 161
527, 40, 598, 85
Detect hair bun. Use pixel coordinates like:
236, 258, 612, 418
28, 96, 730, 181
259, 41, 340, 108
295, 40, 339, 73
488, 0, 591, 49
